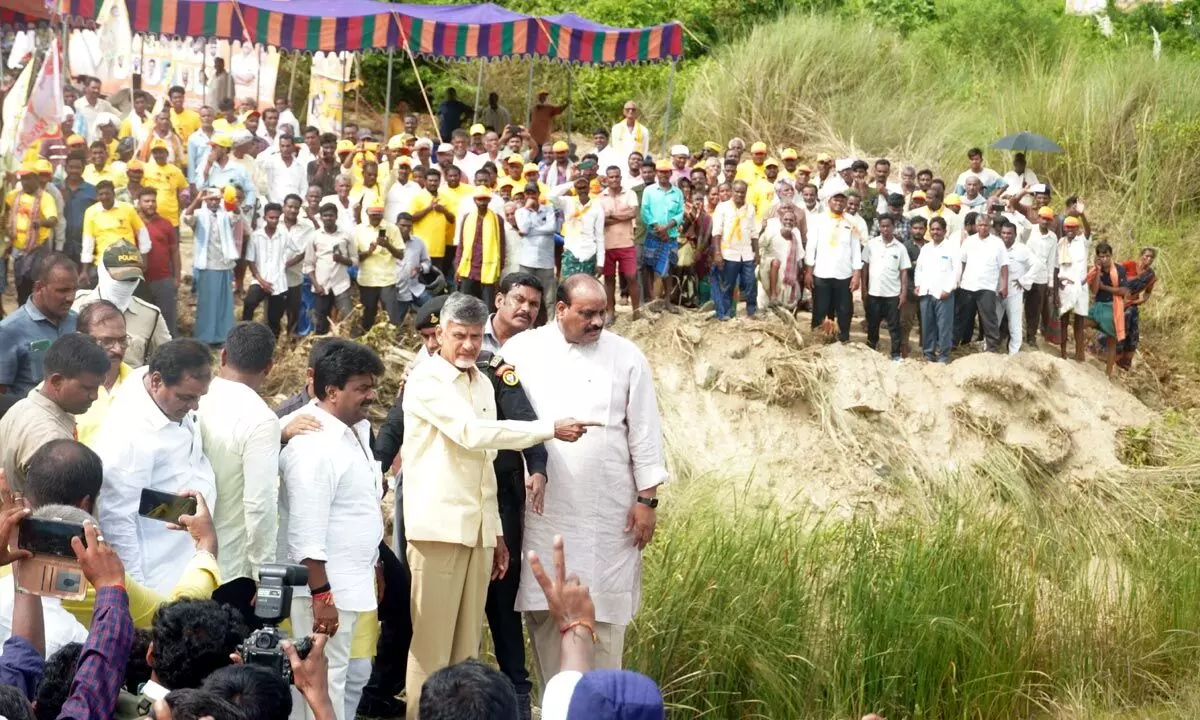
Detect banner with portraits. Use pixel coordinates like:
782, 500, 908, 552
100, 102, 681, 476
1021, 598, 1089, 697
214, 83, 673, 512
306, 51, 351, 134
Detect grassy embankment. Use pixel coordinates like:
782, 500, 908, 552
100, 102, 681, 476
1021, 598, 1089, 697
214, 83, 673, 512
614, 9, 1200, 718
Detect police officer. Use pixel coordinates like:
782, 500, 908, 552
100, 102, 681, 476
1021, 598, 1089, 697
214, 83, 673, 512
370, 292, 546, 719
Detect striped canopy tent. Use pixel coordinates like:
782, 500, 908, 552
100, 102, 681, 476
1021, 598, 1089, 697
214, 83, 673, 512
537, 13, 683, 66
1, 0, 55, 27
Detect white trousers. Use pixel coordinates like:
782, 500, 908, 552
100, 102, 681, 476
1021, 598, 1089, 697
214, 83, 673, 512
288, 599, 358, 720
524, 610, 626, 683
344, 658, 372, 720
1004, 288, 1024, 355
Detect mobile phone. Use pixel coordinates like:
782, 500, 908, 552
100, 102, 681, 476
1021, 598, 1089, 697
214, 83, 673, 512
138, 489, 198, 523
17, 518, 86, 559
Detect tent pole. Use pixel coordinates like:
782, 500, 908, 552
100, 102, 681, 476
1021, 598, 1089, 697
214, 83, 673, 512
394, 19, 440, 142
254, 44, 261, 111
339, 52, 347, 136
286, 52, 298, 112
385, 49, 394, 138
566, 69, 572, 138
352, 55, 360, 126
472, 61, 483, 123
662, 59, 676, 157
525, 60, 534, 126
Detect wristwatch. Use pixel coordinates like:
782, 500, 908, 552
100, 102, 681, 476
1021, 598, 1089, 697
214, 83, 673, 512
636, 496, 659, 509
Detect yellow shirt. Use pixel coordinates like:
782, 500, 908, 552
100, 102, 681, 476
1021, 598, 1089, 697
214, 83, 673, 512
443, 182, 474, 208
748, 178, 776, 222
354, 220, 402, 287
4, 190, 58, 250
118, 113, 149, 140
735, 159, 768, 185
20, 140, 42, 166
212, 117, 244, 135
77, 362, 130, 448
83, 202, 145, 257
349, 183, 386, 215
409, 189, 451, 258
170, 108, 202, 144
107, 139, 119, 163
83, 163, 128, 190
60, 550, 221, 629
143, 160, 188, 226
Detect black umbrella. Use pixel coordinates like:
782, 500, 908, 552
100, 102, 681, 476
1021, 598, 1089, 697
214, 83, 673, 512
990, 132, 1063, 154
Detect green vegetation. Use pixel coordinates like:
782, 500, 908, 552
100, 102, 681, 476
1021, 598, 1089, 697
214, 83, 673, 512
627, 418, 1200, 718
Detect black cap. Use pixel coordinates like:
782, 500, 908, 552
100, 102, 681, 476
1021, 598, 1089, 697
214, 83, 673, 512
414, 295, 449, 331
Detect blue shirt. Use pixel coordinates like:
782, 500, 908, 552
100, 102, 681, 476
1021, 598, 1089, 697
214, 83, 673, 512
203, 159, 255, 210
187, 131, 214, 185
640, 184, 685, 241
437, 100, 471, 142
0, 300, 79, 398
515, 205, 559, 269
58, 179, 98, 256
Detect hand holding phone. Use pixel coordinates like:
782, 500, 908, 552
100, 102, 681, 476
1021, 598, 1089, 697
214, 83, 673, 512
139, 488, 199, 523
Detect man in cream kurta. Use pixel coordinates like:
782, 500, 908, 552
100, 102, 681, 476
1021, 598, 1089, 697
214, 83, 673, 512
500, 274, 669, 676
401, 293, 587, 720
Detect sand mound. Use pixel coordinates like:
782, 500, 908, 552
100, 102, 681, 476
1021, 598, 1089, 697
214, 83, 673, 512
621, 312, 1153, 518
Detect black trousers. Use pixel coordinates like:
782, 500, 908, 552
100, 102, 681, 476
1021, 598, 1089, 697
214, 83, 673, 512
242, 285, 287, 338
458, 278, 496, 309
485, 471, 531, 696
1024, 283, 1048, 342
362, 539, 412, 704
812, 276, 852, 342
955, 288, 1002, 352
359, 285, 402, 330
866, 295, 902, 357
286, 284, 302, 336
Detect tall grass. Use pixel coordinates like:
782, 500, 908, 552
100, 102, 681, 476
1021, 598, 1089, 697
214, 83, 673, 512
625, 433, 1200, 717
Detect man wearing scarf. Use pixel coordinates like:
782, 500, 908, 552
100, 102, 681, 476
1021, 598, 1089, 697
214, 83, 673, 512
4, 163, 60, 305
610, 100, 650, 156
552, 176, 606, 279
183, 188, 239, 345
72, 243, 171, 368
1087, 241, 1128, 377
454, 187, 506, 307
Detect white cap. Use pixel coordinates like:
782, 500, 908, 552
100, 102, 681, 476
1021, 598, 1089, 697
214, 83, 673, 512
231, 129, 255, 146
835, 158, 852, 172
437, 143, 453, 153
1031, 183, 1049, 194
670, 144, 689, 157
415, 138, 433, 149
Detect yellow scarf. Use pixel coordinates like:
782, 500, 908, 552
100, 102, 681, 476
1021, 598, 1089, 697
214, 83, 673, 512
456, 209, 503, 284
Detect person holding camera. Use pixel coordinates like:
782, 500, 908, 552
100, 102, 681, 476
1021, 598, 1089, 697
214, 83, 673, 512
354, 203, 405, 332
278, 341, 385, 720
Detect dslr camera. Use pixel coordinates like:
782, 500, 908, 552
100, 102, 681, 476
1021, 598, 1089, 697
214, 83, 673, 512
238, 564, 314, 683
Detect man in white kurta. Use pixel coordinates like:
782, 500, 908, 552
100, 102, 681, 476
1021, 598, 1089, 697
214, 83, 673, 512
500, 275, 669, 675
95, 338, 218, 594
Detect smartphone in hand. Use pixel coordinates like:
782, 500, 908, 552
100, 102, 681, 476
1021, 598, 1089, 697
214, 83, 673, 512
138, 489, 198, 523
15, 518, 89, 600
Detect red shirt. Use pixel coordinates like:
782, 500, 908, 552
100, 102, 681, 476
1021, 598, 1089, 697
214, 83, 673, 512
142, 214, 178, 282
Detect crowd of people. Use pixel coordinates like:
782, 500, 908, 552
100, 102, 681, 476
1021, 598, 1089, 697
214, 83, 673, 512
0, 67, 1165, 720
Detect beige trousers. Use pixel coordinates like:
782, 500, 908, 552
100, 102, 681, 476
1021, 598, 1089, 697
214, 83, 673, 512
404, 540, 492, 720
524, 610, 626, 681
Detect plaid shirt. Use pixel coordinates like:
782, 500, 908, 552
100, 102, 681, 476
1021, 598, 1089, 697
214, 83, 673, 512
871, 211, 911, 244
58, 586, 134, 720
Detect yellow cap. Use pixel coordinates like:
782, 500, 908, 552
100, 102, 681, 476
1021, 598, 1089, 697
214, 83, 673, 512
523, 163, 540, 175
764, 157, 780, 168
816, 152, 833, 163
473, 186, 492, 200
336, 139, 355, 154
15, 162, 37, 177
394, 156, 412, 167
944, 193, 962, 206
1037, 206, 1055, 219
589, 178, 602, 195
211, 134, 233, 148
781, 148, 799, 160
703, 141, 722, 154
797, 164, 812, 173
751, 141, 768, 154
552, 140, 569, 152
150, 138, 168, 151
357, 151, 378, 164
66, 134, 86, 146
387, 136, 405, 149
364, 141, 379, 153
655, 159, 671, 172
126, 159, 144, 171
506, 154, 524, 166
912, 190, 927, 200
469, 123, 486, 135
223, 185, 238, 206
365, 201, 385, 212
1063, 216, 1081, 228
34, 159, 53, 175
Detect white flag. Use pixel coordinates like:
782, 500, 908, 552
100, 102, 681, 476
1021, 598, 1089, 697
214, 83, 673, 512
15, 38, 64, 157
95, 0, 133, 83
0, 59, 35, 164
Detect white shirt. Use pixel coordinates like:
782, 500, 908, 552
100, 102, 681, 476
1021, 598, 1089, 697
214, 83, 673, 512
281, 218, 316, 288
805, 212, 864, 280
0, 576, 89, 657
710, 200, 759, 262
320, 195, 356, 236
385, 180, 421, 227
198, 377, 280, 583
958, 233, 1009, 293
501, 323, 668, 625
1003, 211, 1033, 244
304, 228, 356, 296
260, 153, 308, 204
862, 235, 911, 297
1004, 241, 1038, 292
1001, 169, 1038, 201
915, 240, 960, 299
551, 189, 606, 266
610, 120, 651, 156
278, 402, 382, 612
95, 367, 218, 594
246, 226, 290, 296
1059, 235, 1090, 284
1027, 228, 1058, 285
955, 167, 1002, 194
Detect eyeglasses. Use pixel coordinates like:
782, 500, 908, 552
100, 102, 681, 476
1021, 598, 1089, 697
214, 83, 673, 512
95, 335, 130, 349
